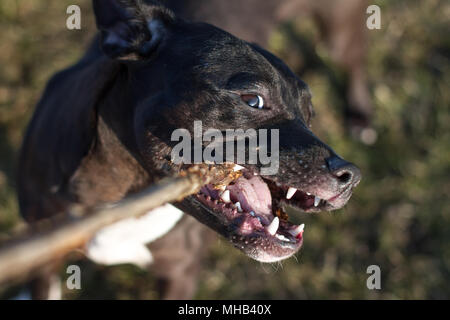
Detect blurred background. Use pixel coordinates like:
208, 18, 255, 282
0, 0, 449, 299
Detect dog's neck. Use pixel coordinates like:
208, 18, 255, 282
69, 115, 151, 207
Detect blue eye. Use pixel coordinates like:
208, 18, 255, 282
241, 94, 264, 109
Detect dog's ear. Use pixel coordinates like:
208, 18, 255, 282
93, 0, 175, 60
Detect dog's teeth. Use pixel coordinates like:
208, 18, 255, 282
233, 164, 245, 172
217, 185, 226, 192
286, 187, 297, 200
235, 202, 243, 212
314, 196, 321, 207
306, 192, 311, 196
275, 234, 291, 242
249, 211, 255, 216
266, 217, 279, 236
220, 190, 231, 203
289, 224, 305, 238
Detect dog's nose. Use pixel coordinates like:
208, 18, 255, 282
326, 156, 361, 189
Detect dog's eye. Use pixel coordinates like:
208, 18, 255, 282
241, 94, 264, 109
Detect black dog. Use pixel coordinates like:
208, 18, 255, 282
17, 0, 361, 299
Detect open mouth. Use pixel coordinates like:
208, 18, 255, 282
193, 166, 338, 262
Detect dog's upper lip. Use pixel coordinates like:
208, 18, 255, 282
327, 191, 345, 203
327, 184, 353, 202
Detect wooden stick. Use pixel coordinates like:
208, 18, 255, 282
0, 164, 237, 286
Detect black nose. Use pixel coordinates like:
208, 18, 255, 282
326, 156, 361, 189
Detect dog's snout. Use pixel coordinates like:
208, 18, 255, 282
326, 156, 361, 189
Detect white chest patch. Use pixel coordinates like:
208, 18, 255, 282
85, 204, 184, 268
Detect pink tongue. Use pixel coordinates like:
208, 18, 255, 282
227, 176, 272, 216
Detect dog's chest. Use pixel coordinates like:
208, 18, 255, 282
85, 204, 184, 267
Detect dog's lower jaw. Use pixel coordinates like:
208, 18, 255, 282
188, 198, 304, 263
231, 231, 303, 263
245, 243, 303, 263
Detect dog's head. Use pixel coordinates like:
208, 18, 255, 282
94, 0, 361, 262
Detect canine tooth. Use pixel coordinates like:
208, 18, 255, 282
220, 190, 231, 203
235, 202, 243, 212
286, 187, 297, 200
266, 217, 279, 236
249, 211, 255, 216
233, 164, 245, 171
314, 196, 321, 207
289, 224, 305, 238
306, 192, 311, 195
217, 185, 226, 191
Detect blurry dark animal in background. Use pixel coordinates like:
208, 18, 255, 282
163, 0, 376, 144
17, 0, 360, 299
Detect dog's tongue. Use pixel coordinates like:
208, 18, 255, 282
228, 175, 272, 217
